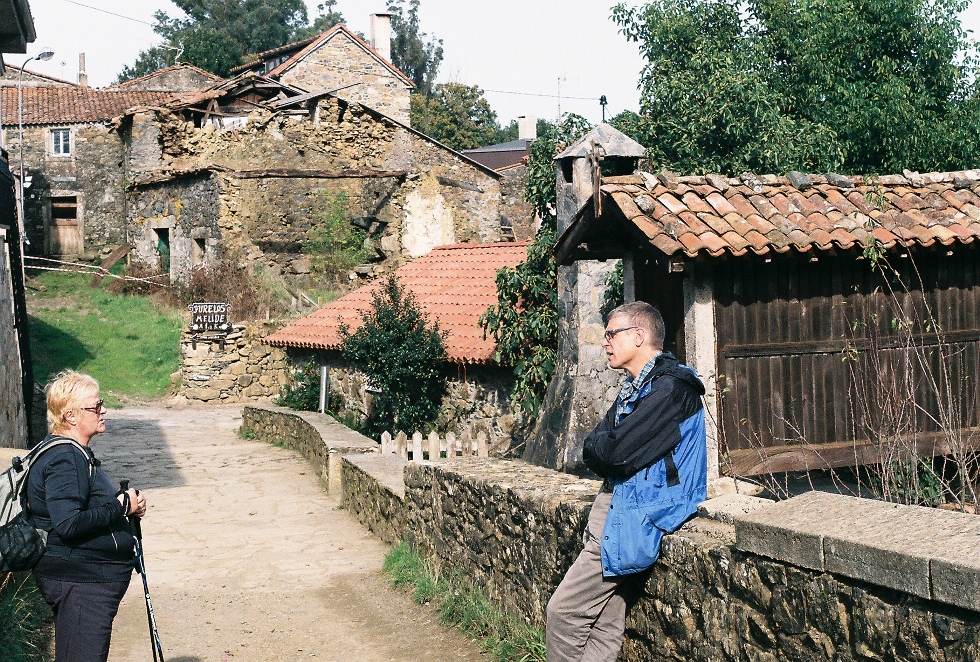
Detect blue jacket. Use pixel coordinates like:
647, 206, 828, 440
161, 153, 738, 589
583, 352, 707, 577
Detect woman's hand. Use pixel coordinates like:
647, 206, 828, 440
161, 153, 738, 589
117, 488, 147, 518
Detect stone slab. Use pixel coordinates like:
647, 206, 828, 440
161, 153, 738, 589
698, 493, 773, 525
733, 490, 832, 571
344, 452, 407, 499
735, 491, 980, 603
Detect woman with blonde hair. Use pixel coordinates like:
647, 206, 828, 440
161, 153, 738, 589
25, 370, 147, 662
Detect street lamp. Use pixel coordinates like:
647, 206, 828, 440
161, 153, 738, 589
18, 47, 55, 248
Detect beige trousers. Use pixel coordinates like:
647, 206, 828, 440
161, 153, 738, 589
546, 490, 627, 662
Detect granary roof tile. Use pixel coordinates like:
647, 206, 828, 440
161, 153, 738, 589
579, 171, 980, 259
264, 242, 530, 364
1, 87, 179, 125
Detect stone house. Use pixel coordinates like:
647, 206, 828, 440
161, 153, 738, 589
263, 242, 528, 449
230, 14, 412, 124
123, 74, 507, 285
106, 63, 223, 93
536, 124, 980, 481
0, 85, 178, 260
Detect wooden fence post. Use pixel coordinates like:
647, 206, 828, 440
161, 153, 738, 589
381, 431, 392, 455
428, 430, 441, 460
395, 431, 408, 459
412, 431, 423, 462
477, 431, 489, 458
445, 432, 457, 459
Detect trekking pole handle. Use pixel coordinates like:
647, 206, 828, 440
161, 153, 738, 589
119, 480, 143, 540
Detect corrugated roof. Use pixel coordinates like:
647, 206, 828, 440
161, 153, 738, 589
265, 242, 530, 363
571, 170, 980, 259
1, 87, 178, 125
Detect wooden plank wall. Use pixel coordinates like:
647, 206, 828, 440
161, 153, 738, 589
713, 248, 980, 475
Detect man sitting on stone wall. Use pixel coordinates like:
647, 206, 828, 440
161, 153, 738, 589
546, 301, 708, 662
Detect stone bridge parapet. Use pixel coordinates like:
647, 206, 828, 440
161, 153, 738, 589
240, 405, 376, 494
339, 456, 980, 661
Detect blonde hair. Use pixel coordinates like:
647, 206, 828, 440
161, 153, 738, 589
46, 370, 100, 433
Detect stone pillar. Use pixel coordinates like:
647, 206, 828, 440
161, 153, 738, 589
683, 263, 720, 479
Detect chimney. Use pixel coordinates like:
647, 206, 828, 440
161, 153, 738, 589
370, 13, 392, 63
517, 115, 537, 141
77, 53, 88, 88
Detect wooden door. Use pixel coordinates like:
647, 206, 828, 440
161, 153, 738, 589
47, 196, 80, 257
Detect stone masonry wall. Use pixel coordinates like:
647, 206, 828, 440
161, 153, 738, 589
180, 322, 290, 402
0, 228, 28, 448
278, 31, 411, 124
294, 350, 520, 451
240, 404, 376, 495
498, 164, 536, 242
126, 100, 503, 283
5, 123, 127, 259
382, 460, 980, 662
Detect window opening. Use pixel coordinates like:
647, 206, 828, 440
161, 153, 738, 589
51, 129, 71, 155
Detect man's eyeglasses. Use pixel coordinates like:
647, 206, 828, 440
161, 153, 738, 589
603, 326, 638, 341
80, 399, 105, 414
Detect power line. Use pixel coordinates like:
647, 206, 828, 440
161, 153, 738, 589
483, 88, 601, 101
59, 0, 156, 27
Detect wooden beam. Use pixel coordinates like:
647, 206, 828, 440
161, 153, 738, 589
724, 427, 980, 476
90, 243, 132, 288
232, 168, 407, 179
722, 329, 980, 359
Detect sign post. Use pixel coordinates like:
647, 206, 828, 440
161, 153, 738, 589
188, 302, 231, 348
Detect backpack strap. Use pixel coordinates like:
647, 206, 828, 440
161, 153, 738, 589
21, 436, 98, 508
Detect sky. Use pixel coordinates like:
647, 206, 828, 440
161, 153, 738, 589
8, 0, 980, 128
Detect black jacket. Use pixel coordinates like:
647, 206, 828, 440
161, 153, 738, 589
583, 352, 705, 479
26, 436, 135, 582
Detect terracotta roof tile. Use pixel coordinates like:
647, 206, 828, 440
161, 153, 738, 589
1, 87, 178, 125
657, 192, 687, 215
264, 243, 529, 364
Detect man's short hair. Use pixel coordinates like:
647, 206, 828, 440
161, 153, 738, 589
608, 301, 665, 349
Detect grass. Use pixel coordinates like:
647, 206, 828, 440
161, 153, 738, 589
382, 542, 546, 662
26, 270, 184, 403
0, 572, 51, 662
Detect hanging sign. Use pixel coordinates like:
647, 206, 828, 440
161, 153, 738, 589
189, 302, 230, 333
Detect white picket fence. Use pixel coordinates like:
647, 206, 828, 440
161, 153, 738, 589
380, 430, 490, 461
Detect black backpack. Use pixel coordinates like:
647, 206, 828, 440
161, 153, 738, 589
0, 437, 95, 572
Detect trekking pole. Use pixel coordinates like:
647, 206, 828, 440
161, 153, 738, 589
121, 480, 165, 662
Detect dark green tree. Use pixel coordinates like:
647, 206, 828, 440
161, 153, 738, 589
611, 0, 980, 175
410, 83, 501, 150
387, 0, 443, 97
117, 0, 312, 81
295, 1, 345, 39
481, 116, 592, 417
341, 275, 448, 438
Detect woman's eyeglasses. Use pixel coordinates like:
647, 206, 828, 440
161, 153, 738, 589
80, 399, 106, 414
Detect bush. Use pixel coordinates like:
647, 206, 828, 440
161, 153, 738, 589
341, 275, 447, 438
174, 254, 284, 322
276, 360, 322, 411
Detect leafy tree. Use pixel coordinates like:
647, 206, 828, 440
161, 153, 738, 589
611, 0, 980, 175
493, 118, 552, 145
303, 191, 370, 282
117, 0, 312, 81
295, 1, 345, 40
387, 0, 443, 96
481, 116, 592, 417
410, 83, 501, 150
341, 275, 447, 438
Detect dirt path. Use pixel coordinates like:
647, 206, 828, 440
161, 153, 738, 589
95, 404, 485, 662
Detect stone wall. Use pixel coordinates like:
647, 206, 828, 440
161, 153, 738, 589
5, 123, 128, 260
180, 322, 291, 402
0, 227, 28, 448
498, 164, 536, 242
340, 457, 980, 662
278, 30, 411, 124
341, 453, 407, 544
294, 350, 521, 451
126, 99, 504, 283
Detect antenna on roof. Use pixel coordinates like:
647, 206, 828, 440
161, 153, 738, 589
600, 95, 608, 122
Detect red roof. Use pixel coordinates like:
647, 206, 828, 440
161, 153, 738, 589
1, 87, 178, 125
588, 170, 980, 258
264, 242, 530, 364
